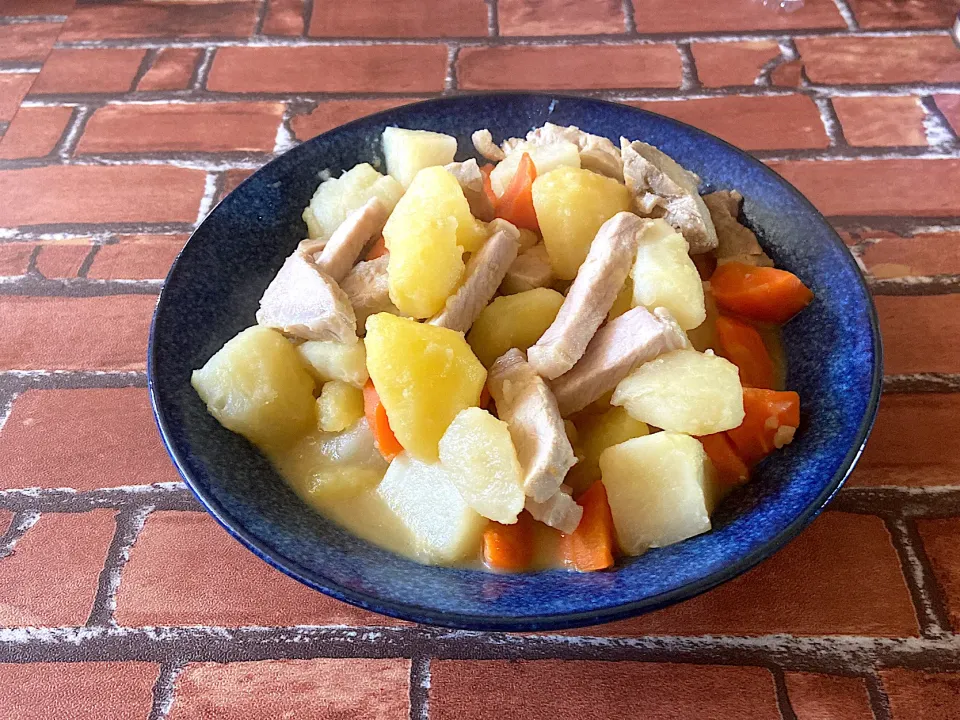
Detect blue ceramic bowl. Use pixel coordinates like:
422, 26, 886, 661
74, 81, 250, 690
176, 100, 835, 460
149, 93, 882, 631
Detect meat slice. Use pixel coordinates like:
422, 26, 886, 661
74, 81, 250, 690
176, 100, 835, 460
488, 349, 577, 503
312, 197, 388, 282
500, 243, 555, 295
471, 128, 505, 162
341, 254, 399, 336
525, 485, 583, 534
703, 190, 773, 267
429, 219, 520, 333
527, 212, 643, 380
550, 306, 689, 417
256, 251, 357, 343
620, 138, 718, 254
297, 236, 327, 258
445, 158, 495, 222
527, 122, 623, 181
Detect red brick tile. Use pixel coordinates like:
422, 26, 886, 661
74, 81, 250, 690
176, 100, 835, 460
934, 94, 960, 135
859, 231, 960, 279
207, 45, 448, 93
217, 169, 255, 201
0, 511, 116, 626
499, 0, 625, 35
916, 518, 960, 628
458, 44, 682, 90
767, 159, 960, 217
881, 668, 960, 720
168, 659, 410, 720
0, 388, 181, 491
795, 36, 960, 85
848, 0, 960, 29
690, 41, 782, 87
0, 23, 60, 62
87, 234, 187, 281
0, 166, 206, 226
310, 0, 487, 37
0, 0, 74, 14
771, 58, 805, 87
632, 0, 844, 32
34, 241, 90, 278
832, 96, 928, 147
60, 3, 257, 41
31, 48, 146, 94
432, 661, 781, 719
0, 662, 158, 719
584, 512, 919, 637
263, 0, 304, 35
116, 511, 402, 627
636, 95, 829, 151
0, 74, 34, 122
137, 48, 203, 92
875, 295, 960, 375
77, 102, 284, 154
290, 98, 414, 140
785, 673, 874, 720
0, 105, 72, 159
0, 243, 35, 276
0, 295, 155, 371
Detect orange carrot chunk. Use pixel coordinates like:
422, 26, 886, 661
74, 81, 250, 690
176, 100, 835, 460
711, 262, 813, 324
362, 380, 403, 461
364, 234, 388, 261
479, 163, 498, 207
494, 152, 539, 232
699, 433, 750, 489
562, 480, 617, 572
726, 388, 800, 466
483, 512, 534, 572
716, 314, 775, 389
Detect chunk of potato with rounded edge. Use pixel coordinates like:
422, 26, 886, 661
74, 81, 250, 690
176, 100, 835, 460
600, 431, 717, 555
377, 452, 487, 564
490, 140, 581, 197
612, 349, 744, 435
607, 277, 634, 321
532, 166, 631, 280
317, 380, 365, 432
631, 219, 706, 330
303, 163, 404, 242
438, 407, 525, 524
365, 313, 487, 460
686, 283, 720, 353
383, 127, 458, 189
567, 406, 649, 494
297, 339, 368, 388
466, 287, 565, 367
191, 326, 316, 451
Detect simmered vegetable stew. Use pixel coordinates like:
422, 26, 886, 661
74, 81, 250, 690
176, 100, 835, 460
192, 123, 814, 572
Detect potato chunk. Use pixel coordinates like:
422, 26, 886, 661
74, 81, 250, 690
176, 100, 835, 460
612, 349, 744, 435
600, 432, 717, 555
377, 452, 486, 564
383, 127, 458, 189
568, 406, 649, 493
317, 380, 365, 432
489, 140, 581, 197
191, 326, 316, 451
303, 163, 404, 242
631, 219, 706, 330
532, 166, 631, 280
466, 288, 565, 367
365, 313, 486, 460
297, 339, 368, 387
438, 407, 525, 524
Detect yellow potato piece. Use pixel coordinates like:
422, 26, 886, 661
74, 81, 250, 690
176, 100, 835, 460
568, 406, 649, 494
607, 277, 634, 321
631, 219, 706, 331
466, 287, 565, 367
303, 163, 404, 242
317, 380, 365, 432
297, 339, 368, 387
382, 127, 457, 189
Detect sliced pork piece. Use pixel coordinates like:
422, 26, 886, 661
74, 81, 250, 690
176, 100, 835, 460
620, 138, 718, 254
525, 485, 583, 534
527, 122, 623, 181
488, 349, 577, 504
256, 251, 357, 343
500, 243, 555, 295
472, 128, 505, 162
429, 219, 520, 333
341, 254, 400, 335
297, 236, 327, 259
703, 190, 773, 267
313, 197, 388, 282
551, 307, 689, 417
527, 212, 643, 380
445, 158, 495, 222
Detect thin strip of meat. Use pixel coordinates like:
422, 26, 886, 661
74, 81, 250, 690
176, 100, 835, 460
429, 219, 520, 333
341, 255, 400, 336
550, 306, 689, 417
525, 485, 583, 534
527, 212, 643, 380
527, 122, 623, 181
471, 128, 505, 162
703, 190, 773, 267
445, 158, 495, 222
500, 243, 555, 295
487, 349, 578, 504
313, 197, 388, 282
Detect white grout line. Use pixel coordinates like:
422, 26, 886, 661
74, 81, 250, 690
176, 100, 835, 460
98, 505, 153, 628
830, 0, 860, 32
195, 172, 220, 225
0, 511, 40, 557
921, 100, 958, 149
890, 517, 947, 636
812, 96, 844, 146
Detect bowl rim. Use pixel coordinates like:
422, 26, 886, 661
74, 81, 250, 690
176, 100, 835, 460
148, 92, 884, 631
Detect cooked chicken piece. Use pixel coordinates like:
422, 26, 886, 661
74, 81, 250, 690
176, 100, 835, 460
488, 349, 577, 504
444, 158, 495, 222
527, 122, 623, 181
256, 251, 357, 343
703, 190, 773, 267
525, 485, 583, 534
429, 220, 520, 333
551, 307, 689, 417
472, 129, 505, 162
312, 197, 388, 282
297, 236, 327, 259
341, 254, 400, 336
620, 138, 718, 254
500, 243, 555, 295
527, 212, 643, 380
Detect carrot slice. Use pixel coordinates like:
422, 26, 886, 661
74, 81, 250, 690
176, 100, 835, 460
699, 433, 750, 489
726, 388, 800, 465
483, 513, 534, 572
711, 262, 813, 324
494, 152, 539, 232
364, 234, 387, 261
562, 481, 616, 572
716, 314, 775, 389
362, 380, 403, 461
479, 163, 497, 207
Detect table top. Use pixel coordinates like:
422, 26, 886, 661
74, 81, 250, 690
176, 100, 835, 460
1, 0, 959, 718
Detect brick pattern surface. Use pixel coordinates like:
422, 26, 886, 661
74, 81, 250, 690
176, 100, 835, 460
0, 1, 959, 718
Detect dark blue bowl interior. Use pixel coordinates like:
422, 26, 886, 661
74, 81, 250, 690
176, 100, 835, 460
149, 94, 881, 631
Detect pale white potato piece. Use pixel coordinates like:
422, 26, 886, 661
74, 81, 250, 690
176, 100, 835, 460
303, 163, 404, 242
297, 339, 368, 388
612, 349, 744, 435
631, 219, 706, 331
316, 380, 365, 432
489, 140, 581, 197
383, 127, 458, 188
